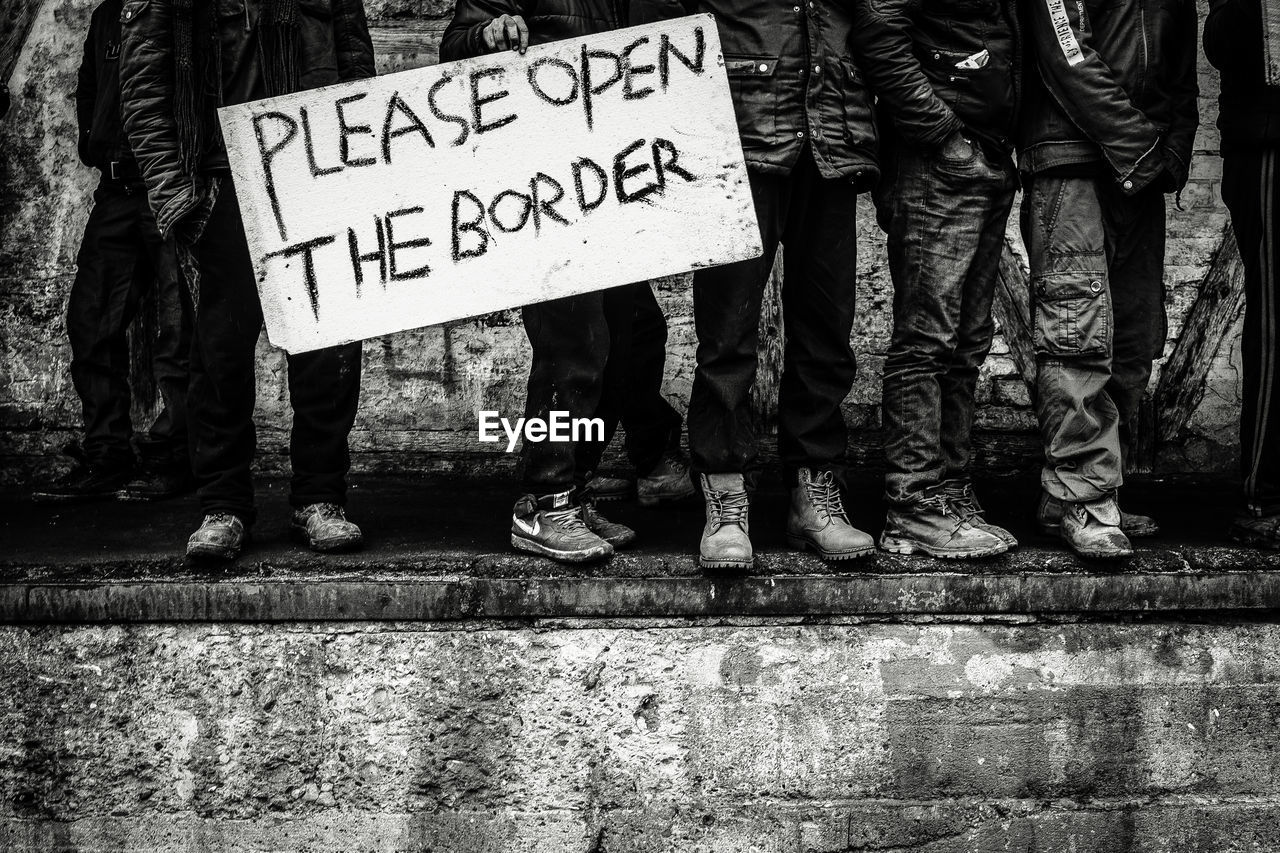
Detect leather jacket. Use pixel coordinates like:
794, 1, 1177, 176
1018, 0, 1198, 195
850, 0, 1020, 154
119, 0, 376, 235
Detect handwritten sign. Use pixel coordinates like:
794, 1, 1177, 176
217, 14, 760, 353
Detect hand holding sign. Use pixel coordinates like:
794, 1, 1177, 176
484, 15, 530, 54
217, 14, 760, 353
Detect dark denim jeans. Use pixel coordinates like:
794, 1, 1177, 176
68, 180, 189, 469
688, 155, 860, 485
1020, 175, 1167, 502
186, 181, 361, 522
521, 282, 681, 493
876, 144, 1017, 508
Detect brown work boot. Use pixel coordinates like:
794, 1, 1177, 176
637, 450, 697, 506
942, 480, 1017, 549
880, 489, 1008, 559
1228, 511, 1280, 549
785, 468, 874, 561
1061, 495, 1133, 559
580, 499, 637, 550
698, 473, 752, 572
1037, 491, 1158, 538
291, 503, 364, 553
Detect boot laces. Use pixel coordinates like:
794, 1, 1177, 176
805, 471, 848, 521
942, 483, 983, 522
708, 489, 749, 530
311, 502, 346, 520
203, 512, 241, 528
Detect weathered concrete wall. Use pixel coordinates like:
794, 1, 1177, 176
0, 0, 1240, 483
2, 621, 1279, 852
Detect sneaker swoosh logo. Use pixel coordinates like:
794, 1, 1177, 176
513, 516, 540, 537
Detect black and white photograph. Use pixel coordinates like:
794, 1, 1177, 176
1, 0, 1278, 850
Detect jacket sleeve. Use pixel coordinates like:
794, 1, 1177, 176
439, 0, 528, 62
333, 0, 376, 82
849, 0, 963, 148
1162, 0, 1199, 189
76, 6, 100, 165
118, 0, 200, 236
1024, 0, 1164, 193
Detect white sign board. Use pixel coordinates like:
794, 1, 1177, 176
218, 14, 760, 353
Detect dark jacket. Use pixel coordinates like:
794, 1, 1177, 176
440, 0, 679, 59
1018, 0, 1198, 195
1205, 0, 1280, 152
119, 0, 376, 236
850, 0, 1020, 154
77, 0, 134, 173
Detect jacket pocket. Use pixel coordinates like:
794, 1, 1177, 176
119, 0, 151, 25
1032, 272, 1112, 356
723, 54, 777, 151
837, 59, 876, 149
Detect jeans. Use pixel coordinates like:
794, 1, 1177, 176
688, 154, 860, 485
1021, 174, 1167, 502
875, 144, 1017, 507
520, 282, 681, 493
68, 180, 189, 469
186, 180, 361, 522
1222, 148, 1280, 514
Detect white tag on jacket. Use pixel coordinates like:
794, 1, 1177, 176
1044, 0, 1085, 67
954, 49, 989, 71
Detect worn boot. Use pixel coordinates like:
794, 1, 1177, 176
32, 445, 133, 503
116, 458, 196, 502
511, 490, 614, 563
580, 498, 637, 550
584, 474, 631, 502
291, 503, 365, 553
186, 513, 248, 561
1228, 511, 1280, 549
637, 450, 697, 506
942, 481, 1017, 549
880, 489, 1008, 559
1061, 495, 1133, 559
1037, 491, 1158, 538
785, 468, 874, 560
698, 473, 752, 571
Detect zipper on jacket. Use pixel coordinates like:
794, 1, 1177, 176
1138, 0, 1149, 101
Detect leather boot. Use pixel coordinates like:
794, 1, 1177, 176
1037, 491, 1158, 537
785, 468, 874, 560
1062, 495, 1134, 559
698, 473, 752, 571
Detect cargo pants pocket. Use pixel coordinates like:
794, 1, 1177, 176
1032, 272, 1112, 356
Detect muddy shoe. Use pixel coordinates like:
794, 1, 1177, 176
511, 490, 614, 563
637, 451, 697, 507
1228, 511, 1280, 549
585, 474, 632, 502
880, 490, 1008, 559
187, 513, 247, 561
116, 460, 196, 502
581, 500, 637, 550
291, 503, 364, 553
32, 446, 133, 503
785, 468, 874, 561
1062, 495, 1133, 559
1037, 491, 1158, 538
698, 473, 752, 572
942, 481, 1017, 549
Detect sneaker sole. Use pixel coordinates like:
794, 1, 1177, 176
290, 525, 364, 554
32, 490, 120, 504
878, 534, 1008, 560
511, 534, 613, 563
786, 534, 874, 561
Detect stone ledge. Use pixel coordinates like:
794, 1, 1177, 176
4, 474, 1277, 623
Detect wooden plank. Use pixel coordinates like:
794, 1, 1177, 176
991, 238, 1037, 390
752, 251, 784, 435
0, 0, 40, 86
1155, 223, 1247, 442
369, 19, 447, 57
